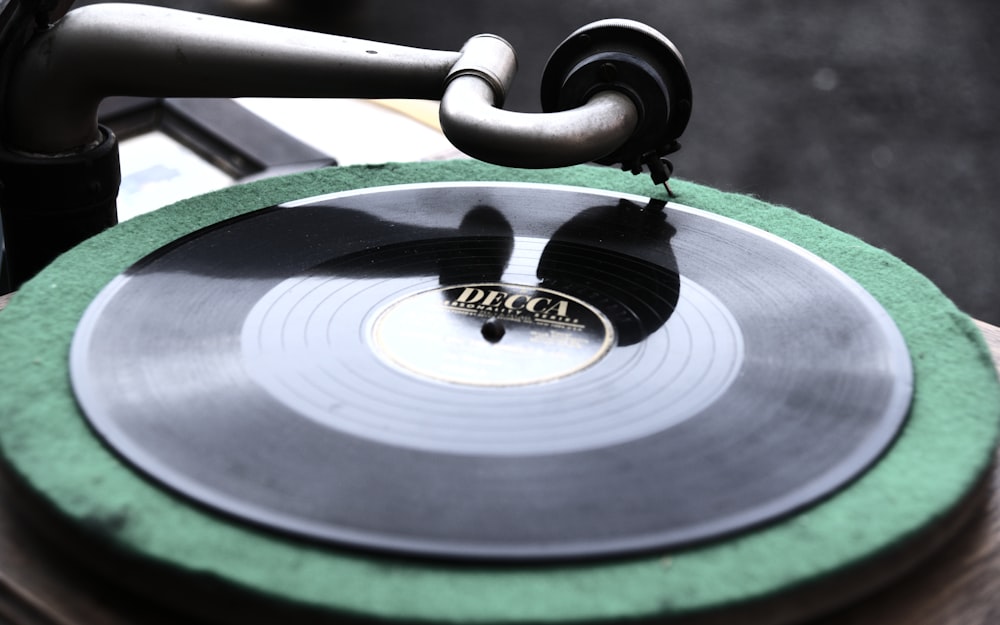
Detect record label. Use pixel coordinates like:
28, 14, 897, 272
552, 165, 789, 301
371, 283, 615, 387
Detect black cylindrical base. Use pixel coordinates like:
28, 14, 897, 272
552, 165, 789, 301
0, 126, 120, 290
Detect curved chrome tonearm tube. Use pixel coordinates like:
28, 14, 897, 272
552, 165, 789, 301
0, 3, 691, 288
4, 4, 690, 172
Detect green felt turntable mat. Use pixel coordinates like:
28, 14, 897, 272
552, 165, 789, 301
1, 160, 999, 624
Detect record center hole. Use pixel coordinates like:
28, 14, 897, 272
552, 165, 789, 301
481, 317, 505, 343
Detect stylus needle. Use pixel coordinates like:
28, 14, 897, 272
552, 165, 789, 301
645, 156, 676, 198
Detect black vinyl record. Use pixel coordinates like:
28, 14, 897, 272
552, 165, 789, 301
70, 183, 912, 561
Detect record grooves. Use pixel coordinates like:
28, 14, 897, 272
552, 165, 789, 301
69, 182, 913, 561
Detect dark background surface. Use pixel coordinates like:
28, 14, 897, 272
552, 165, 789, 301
81, 0, 1000, 324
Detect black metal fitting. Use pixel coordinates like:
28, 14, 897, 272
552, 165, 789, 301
0, 126, 121, 288
540, 19, 692, 179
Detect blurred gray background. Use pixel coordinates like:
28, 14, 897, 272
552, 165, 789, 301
83, 0, 1000, 323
